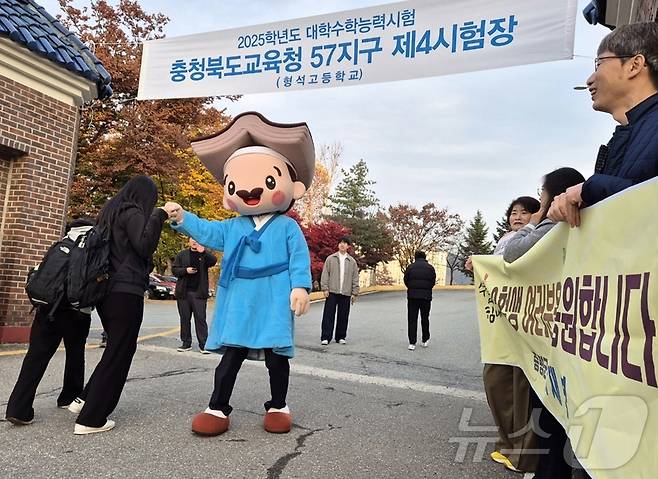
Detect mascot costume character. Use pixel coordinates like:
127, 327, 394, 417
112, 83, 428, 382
164, 111, 314, 435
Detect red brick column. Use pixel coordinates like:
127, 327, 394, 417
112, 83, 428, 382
0, 75, 79, 343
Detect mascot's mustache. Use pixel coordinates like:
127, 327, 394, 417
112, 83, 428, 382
236, 188, 263, 205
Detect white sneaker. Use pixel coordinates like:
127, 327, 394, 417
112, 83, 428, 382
204, 407, 227, 419
199, 349, 211, 355
408, 344, 416, 350
68, 398, 85, 414
74, 420, 115, 435
266, 405, 290, 414
421, 340, 430, 348
338, 339, 347, 344
320, 340, 329, 345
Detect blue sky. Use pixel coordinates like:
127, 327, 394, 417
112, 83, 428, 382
43, 0, 615, 236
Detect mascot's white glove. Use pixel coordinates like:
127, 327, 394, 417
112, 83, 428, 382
163, 201, 184, 223
290, 288, 310, 316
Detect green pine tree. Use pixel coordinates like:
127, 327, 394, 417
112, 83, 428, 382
493, 214, 509, 244
329, 159, 379, 219
459, 210, 494, 281
327, 159, 394, 269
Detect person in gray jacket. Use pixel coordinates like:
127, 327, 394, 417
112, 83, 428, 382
320, 237, 359, 345
504, 167, 585, 264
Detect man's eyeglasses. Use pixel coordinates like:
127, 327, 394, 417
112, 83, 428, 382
594, 54, 638, 71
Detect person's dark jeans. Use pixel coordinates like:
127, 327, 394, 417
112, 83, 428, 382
209, 347, 289, 415
321, 293, 351, 342
6, 308, 91, 422
177, 291, 208, 349
407, 298, 431, 344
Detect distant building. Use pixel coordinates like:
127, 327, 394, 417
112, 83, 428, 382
359, 251, 448, 288
0, 0, 112, 343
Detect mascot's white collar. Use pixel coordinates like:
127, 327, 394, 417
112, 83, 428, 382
224, 146, 297, 175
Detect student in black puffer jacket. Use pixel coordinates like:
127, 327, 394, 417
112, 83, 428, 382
71, 175, 168, 435
403, 251, 436, 350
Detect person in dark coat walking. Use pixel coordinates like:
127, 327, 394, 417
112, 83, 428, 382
71, 175, 168, 435
172, 237, 217, 353
403, 251, 436, 351
5, 218, 95, 426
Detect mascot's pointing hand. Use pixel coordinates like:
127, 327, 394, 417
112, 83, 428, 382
290, 288, 310, 316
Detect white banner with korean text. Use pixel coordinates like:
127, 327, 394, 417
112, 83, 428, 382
137, 0, 578, 99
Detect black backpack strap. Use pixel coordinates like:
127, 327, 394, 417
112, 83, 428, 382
44, 294, 65, 321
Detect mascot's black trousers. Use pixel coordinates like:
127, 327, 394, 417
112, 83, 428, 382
209, 347, 289, 415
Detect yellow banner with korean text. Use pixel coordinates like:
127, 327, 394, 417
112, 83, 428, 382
473, 178, 658, 479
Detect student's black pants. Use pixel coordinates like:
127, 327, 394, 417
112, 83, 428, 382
177, 291, 208, 349
530, 389, 594, 479
5, 308, 91, 422
407, 298, 431, 344
76, 293, 143, 427
321, 293, 351, 342
209, 347, 289, 416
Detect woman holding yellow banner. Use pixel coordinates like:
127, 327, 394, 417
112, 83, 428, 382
476, 196, 540, 474
504, 167, 587, 479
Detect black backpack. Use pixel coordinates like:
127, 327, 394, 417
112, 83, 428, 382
67, 225, 112, 309
26, 225, 112, 316
25, 236, 78, 316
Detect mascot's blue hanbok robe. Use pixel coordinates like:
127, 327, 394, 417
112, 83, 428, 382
172, 211, 311, 358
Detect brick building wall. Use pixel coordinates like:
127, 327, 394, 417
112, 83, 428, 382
0, 74, 79, 342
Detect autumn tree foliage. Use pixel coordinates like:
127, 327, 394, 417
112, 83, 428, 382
152, 152, 236, 272
58, 0, 237, 218
386, 202, 464, 272
294, 143, 342, 225
55, 0, 239, 271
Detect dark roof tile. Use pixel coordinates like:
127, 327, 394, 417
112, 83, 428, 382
0, 0, 112, 98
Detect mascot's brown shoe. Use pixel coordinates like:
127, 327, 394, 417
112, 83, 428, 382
264, 406, 292, 434
191, 408, 230, 436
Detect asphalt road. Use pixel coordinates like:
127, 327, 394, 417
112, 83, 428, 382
0, 290, 523, 479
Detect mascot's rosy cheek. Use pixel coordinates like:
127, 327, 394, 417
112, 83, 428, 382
225, 198, 238, 211
272, 191, 286, 206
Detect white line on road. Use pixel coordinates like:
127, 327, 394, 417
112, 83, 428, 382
290, 363, 486, 401
138, 344, 486, 402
